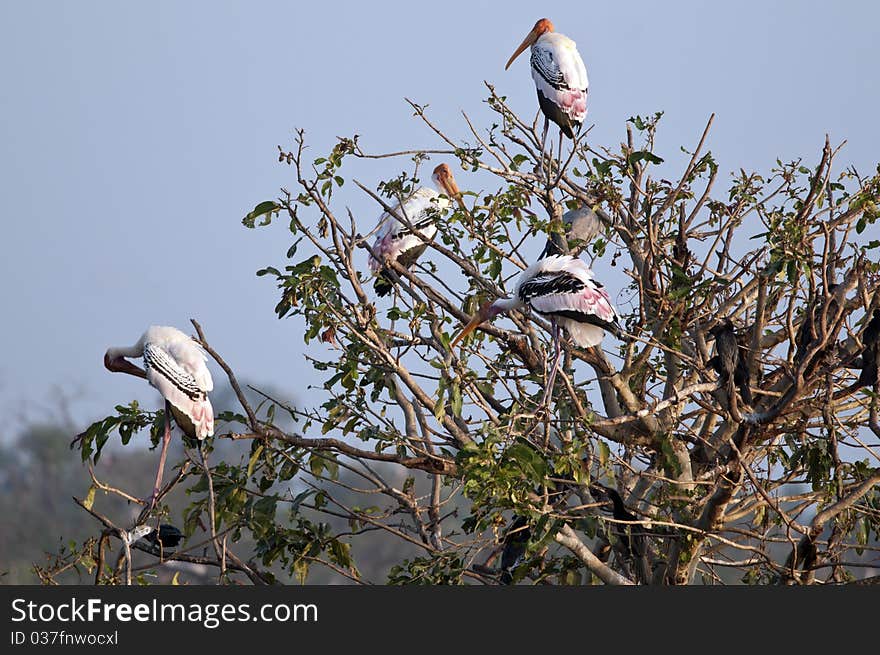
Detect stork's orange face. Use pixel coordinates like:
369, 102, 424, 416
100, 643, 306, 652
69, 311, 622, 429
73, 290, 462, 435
432, 163, 464, 208
506, 18, 555, 70
432, 163, 458, 196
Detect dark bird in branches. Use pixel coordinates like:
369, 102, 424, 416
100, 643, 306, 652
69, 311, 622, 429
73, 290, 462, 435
590, 483, 650, 584
794, 284, 840, 375
708, 318, 753, 408
857, 308, 880, 389
498, 515, 531, 585
140, 524, 184, 550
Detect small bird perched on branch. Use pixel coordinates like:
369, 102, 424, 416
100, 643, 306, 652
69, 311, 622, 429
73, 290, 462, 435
141, 524, 184, 550
794, 283, 840, 376
707, 319, 753, 415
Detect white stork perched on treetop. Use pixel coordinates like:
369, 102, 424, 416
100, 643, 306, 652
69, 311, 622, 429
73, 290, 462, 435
505, 18, 588, 154
368, 163, 462, 297
539, 203, 602, 259
450, 254, 619, 405
104, 325, 214, 508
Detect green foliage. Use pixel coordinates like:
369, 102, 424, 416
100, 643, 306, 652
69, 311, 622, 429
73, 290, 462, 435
74, 402, 162, 464
54, 88, 880, 587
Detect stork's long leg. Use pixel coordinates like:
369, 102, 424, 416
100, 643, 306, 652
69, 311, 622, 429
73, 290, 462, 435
146, 401, 173, 510
557, 128, 564, 172
540, 321, 563, 408
540, 116, 550, 182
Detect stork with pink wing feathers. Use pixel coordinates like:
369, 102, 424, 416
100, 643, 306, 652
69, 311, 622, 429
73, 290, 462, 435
451, 254, 620, 406
104, 325, 214, 509
505, 18, 589, 165
368, 163, 463, 297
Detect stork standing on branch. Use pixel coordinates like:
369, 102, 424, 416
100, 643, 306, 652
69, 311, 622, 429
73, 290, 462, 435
368, 163, 462, 297
103, 325, 214, 509
505, 18, 588, 166
451, 254, 620, 406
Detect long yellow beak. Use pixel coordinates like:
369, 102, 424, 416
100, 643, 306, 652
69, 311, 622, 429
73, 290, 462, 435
450, 315, 485, 349
505, 29, 538, 70
442, 177, 466, 211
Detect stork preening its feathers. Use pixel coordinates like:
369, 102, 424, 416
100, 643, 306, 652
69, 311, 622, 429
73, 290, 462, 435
368, 163, 462, 297
104, 325, 214, 508
451, 254, 620, 406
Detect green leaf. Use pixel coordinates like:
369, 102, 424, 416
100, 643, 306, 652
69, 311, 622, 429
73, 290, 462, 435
450, 382, 463, 418
247, 444, 264, 479
628, 151, 664, 168
243, 201, 280, 228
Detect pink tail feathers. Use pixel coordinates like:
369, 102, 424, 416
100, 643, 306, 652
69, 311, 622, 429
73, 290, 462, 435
192, 398, 215, 439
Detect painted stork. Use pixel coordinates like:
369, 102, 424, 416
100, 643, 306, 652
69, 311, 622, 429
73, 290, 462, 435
505, 18, 588, 157
450, 254, 620, 405
539, 203, 602, 259
368, 163, 462, 297
104, 325, 214, 508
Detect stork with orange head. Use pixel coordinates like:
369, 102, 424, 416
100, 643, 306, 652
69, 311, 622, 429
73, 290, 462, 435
367, 163, 463, 297
506, 18, 589, 162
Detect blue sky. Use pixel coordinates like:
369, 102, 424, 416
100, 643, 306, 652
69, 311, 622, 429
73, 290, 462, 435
1, 1, 877, 431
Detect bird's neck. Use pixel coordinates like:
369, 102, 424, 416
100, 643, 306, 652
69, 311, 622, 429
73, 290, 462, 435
106, 342, 143, 360
104, 338, 147, 378
492, 297, 523, 315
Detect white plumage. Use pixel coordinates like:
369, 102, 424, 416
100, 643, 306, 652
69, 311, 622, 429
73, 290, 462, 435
368, 163, 461, 297
451, 255, 619, 406
452, 254, 619, 349
104, 325, 215, 508
106, 325, 214, 438
512, 255, 619, 348
506, 18, 588, 140
529, 32, 588, 136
